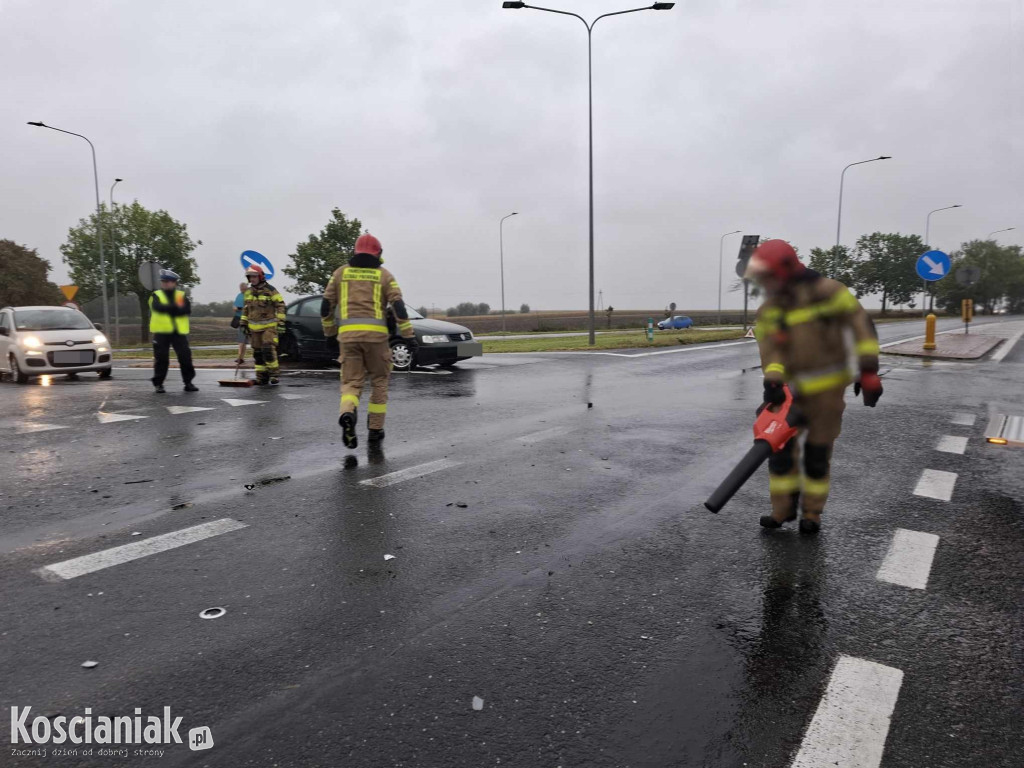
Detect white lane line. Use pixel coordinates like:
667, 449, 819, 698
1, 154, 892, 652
935, 435, 968, 454
913, 469, 957, 501
14, 423, 68, 434
950, 412, 976, 427
277, 393, 307, 399
990, 326, 1024, 362
393, 369, 453, 375
791, 656, 903, 768
97, 412, 148, 424
360, 459, 460, 488
221, 398, 268, 407
166, 405, 215, 415
876, 529, 940, 589
518, 426, 573, 444
36, 518, 248, 581
561, 339, 756, 359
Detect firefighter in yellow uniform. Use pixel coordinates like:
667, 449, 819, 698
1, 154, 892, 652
321, 233, 416, 449
239, 265, 286, 385
746, 240, 883, 534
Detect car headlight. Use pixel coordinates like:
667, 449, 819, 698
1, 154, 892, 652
420, 335, 448, 344
21, 336, 42, 348
93, 334, 107, 345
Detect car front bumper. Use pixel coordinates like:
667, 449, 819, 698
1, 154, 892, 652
415, 341, 483, 366
17, 347, 112, 375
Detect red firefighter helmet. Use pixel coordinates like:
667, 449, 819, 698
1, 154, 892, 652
354, 233, 383, 256
244, 265, 265, 280
744, 240, 804, 284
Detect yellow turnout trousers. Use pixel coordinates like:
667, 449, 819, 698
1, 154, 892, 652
340, 341, 393, 430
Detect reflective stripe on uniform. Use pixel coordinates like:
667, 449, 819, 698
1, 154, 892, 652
785, 288, 859, 326
367, 403, 387, 414
794, 369, 852, 395
373, 283, 382, 319
764, 362, 786, 377
248, 320, 278, 331
769, 475, 801, 493
342, 394, 359, 407
398, 321, 413, 334
802, 475, 831, 496
856, 338, 880, 356
340, 281, 349, 320
339, 318, 388, 334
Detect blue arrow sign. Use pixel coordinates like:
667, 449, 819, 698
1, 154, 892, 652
240, 250, 275, 281
916, 250, 950, 282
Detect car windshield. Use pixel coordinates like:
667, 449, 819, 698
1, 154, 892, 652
13, 308, 93, 331
406, 307, 424, 319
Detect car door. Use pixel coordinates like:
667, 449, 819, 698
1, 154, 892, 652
0, 311, 11, 370
296, 298, 328, 357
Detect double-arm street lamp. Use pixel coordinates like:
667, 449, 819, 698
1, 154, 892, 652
28, 121, 110, 333
834, 155, 891, 277
110, 178, 124, 346
502, 1, 675, 345
717, 230, 741, 326
499, 212, 518, 333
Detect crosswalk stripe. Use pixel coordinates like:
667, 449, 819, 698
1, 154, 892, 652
221, 398, 267, 407
97, 412, 147, 423
935, 435, 968, 454
950, 412, 976, 427
360, 459, 460, 488
876, 529, 940, 589
912, 469, 957, 501
166, 405, 215, 415
277, 393, 307, 400
14, 423, 68, 434
791, 656, 903, 768
36, 518, 249, 581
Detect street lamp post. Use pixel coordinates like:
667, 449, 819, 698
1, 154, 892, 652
924, 204, 962, 316
109, 178, 123, 347
834, 155, 891, 277
987, 227, 1015, 240
503, 1, 675, 345
28, 121, 110, 333
717, 230, 741, 326
499, 212, 518, 333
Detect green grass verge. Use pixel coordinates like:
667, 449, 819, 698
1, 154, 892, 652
113, 349, 240, 360
481, 328, 747, 353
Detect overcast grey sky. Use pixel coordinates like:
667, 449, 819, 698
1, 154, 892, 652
2, 0, 1022, 310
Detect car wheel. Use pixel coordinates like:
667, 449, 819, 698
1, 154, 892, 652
9, 354, 29, 384
390, 340, 415, 371
98, 367, 112, 379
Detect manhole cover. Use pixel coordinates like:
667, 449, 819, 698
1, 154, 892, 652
199, 607, 226, 620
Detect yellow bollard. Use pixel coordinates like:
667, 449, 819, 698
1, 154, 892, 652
923, 313, 937, 350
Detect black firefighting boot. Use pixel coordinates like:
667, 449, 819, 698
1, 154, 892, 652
368, 429, 385, 445
759, 492, 799, 529
154, 384, 166, 394
339, 411, 358, 450
256, 373, 269, 386
183, 382, 199, 392
799, 512, 821, 535
269, 376, 280, 386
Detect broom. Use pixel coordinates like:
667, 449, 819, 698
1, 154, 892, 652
218, 359, 254, 388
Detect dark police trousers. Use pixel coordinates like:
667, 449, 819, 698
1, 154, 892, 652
152, 333, 196, 385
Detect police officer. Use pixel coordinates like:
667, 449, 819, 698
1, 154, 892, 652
321, 233, 416, 449
239, 265, 286, 385
149, 269, 197, 393
746, 240, 882, 533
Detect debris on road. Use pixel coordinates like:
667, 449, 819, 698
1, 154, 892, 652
171, 502, 193, 511
130, 532, 141, 536
472, 696, 484, 711
384, 554, 396, 561
244, 475, 292, 491
81, 661, 98, 669
124, 479, 154, 485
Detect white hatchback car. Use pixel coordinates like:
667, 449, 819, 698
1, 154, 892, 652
0, 306, 113, 383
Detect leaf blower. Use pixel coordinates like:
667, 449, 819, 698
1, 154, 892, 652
704, 386, 802, 513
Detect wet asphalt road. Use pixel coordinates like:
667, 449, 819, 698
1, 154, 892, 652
1, 317, 1021, 768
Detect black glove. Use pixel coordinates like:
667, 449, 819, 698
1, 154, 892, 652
404, 336, 419, 353
763, 379, 786, 407
854, 370, 883, 407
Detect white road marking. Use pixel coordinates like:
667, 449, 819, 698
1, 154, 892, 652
518, 426, 572, 444
166, 405, 215, 415
277, 393, 307, 399
913, 469, 957, 501
97, 412, 147, 424
561, 339, 756, 359
791, 656, 904, 768
221, 398, 267, 406
36, 518, 248, 581
935, 435, 968, 454
990, 326, 1024, 362
14, 423, 68, 434
876, 529, 940, 589
360, 459, 461, 488
951, 412, 976, 427
393, 369, 452, 375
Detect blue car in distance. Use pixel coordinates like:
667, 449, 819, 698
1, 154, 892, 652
657, 315, 694, 330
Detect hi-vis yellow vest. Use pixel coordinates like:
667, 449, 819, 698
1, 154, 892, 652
149, 290, 189, 334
